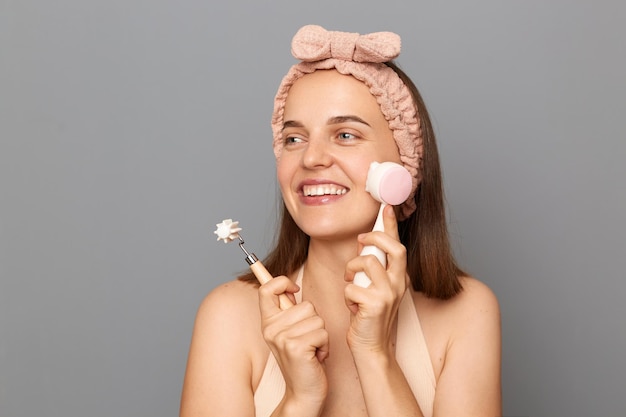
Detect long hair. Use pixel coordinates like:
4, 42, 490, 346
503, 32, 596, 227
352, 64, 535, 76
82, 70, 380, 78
239, 62, 464, 300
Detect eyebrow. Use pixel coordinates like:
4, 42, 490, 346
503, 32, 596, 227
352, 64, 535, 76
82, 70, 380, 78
328, 115, 371, 126
282, 115, 371, 131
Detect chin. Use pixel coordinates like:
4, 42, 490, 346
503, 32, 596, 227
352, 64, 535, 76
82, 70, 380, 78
285, 197, 380, 237
295, 214, 375, 241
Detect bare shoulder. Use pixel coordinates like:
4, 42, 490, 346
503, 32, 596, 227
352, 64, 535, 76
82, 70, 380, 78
454, 276, 500, 317
436, 276, 501, 339
180, 278, 266, 416
200, 278, 261, 315
413, 275, 500, 323
415, 276, 502, 415
412, 276, 501, 378
194, 278, 264, 344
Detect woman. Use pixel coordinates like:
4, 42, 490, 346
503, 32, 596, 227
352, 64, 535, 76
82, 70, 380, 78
180, 25, 501, 417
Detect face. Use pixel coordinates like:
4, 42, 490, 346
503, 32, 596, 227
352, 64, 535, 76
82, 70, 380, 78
277, 69, 402, 240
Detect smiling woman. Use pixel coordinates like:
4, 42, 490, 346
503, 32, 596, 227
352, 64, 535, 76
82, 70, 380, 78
277, 70, 401, 236
180, 24, 501, 417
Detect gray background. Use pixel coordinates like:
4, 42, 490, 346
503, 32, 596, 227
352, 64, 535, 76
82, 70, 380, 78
1, 1, 624, 416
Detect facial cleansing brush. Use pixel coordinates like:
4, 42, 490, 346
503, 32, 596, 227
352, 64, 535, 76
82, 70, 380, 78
353, 161, 412, 288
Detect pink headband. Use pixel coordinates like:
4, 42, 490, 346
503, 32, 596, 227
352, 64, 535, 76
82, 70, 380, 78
272, 25, 423, 219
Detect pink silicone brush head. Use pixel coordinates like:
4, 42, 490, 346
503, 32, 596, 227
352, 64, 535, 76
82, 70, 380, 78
365, 161, 412, 205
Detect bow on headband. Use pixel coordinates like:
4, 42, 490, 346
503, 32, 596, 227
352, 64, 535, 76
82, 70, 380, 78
291, 24, 401, 63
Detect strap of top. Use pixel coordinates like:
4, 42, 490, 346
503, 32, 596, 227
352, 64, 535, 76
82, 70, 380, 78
396, 288, 436, 416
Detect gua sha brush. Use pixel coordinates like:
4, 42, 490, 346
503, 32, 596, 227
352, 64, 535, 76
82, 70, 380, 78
354, 162, 413, 288
214, 219, 294, 310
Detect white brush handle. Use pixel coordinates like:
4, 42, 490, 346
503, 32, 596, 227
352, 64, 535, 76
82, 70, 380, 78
354, 204, 386, 288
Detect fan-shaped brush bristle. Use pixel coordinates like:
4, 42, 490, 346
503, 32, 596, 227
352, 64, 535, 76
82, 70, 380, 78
214, 219, 242, 243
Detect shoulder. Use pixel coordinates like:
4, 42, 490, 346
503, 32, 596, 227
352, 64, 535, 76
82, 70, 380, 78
181, 280, 266, 415
203, 277, 260, 305
438, 276, 501, 367
440, 276, 501, 339
188, 278, 265, 360
414, 275, 499, 323
441, 277, 502, 413
196, 278, 261, 329
455, 276, 500, 317
414, 277, 502, 414
411, 276, 501, 372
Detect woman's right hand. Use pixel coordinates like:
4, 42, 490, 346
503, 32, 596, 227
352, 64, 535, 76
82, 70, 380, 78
259, 276, 329, 414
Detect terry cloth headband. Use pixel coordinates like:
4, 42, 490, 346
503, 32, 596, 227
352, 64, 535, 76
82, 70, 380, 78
271, 24, 423, 219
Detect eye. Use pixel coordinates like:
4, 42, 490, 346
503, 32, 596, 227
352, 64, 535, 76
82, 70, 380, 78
284, 135, 304, 145
337, 132, 358, 141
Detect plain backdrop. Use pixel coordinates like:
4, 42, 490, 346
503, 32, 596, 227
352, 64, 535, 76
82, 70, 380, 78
1, 1, 625, 416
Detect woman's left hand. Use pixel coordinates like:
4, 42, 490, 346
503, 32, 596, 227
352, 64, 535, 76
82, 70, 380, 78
343, 204, 409, 356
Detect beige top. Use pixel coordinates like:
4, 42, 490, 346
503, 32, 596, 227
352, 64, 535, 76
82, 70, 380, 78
253, 267, 436, 417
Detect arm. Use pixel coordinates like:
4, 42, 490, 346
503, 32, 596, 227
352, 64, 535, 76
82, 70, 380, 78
344, 205, 425, 416
349, 277, 501, 417
344, 206, 501, 416
257, 276, 330, 417
179, 280, 261, 417
351, 348, 425, 416
432, 277, 502, 416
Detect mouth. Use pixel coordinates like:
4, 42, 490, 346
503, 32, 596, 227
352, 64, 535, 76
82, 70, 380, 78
301, 184, 349, 197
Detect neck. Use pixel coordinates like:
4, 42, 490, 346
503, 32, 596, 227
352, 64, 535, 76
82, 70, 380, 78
301, 236, 359, 303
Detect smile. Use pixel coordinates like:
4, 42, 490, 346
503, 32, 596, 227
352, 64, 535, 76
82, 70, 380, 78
302, 184, 348, 196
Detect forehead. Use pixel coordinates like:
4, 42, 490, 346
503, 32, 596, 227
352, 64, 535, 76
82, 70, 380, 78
289, 69, 370, 92
284, 69, 385, 120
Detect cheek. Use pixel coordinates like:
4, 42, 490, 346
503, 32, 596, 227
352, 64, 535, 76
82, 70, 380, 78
276, 158, 294, 194
351, 159, 373, 186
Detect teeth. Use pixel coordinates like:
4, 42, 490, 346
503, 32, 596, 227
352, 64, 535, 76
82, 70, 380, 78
302, 185, 348, 196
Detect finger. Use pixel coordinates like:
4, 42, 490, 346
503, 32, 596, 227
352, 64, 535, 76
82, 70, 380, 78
383, 204, 400, 240
356, 231, 407, 283
263, 301, 322, 339
295, 326, 329, 360
280, 309, 326, 339
283, 327, 330, 363
272, 315, 329, 362
344, 291, 360, 315
344, 254, 389, 290
344, 279, 386, 316
345, 254, 404, 315
314, 331, 330, 363
258, 276, 300, 315
354, 233, 404, 269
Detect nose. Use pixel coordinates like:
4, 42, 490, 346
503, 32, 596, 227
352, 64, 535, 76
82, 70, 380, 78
302, 136, 333, 169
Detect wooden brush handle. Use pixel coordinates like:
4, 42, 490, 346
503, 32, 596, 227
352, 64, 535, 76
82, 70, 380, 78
249, 261, 295, 310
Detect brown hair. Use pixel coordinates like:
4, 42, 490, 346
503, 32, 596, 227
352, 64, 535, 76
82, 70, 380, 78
239, 62, 464, 300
